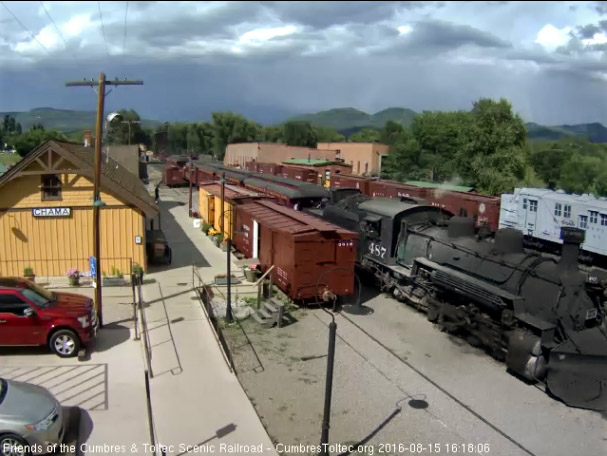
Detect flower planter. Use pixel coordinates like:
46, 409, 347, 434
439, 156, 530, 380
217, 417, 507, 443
103, 277, 126, 287
68, 277, 80, 286
244, 269, 257, 282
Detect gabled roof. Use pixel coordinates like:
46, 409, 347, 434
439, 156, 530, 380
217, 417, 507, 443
0, 140, 158, 216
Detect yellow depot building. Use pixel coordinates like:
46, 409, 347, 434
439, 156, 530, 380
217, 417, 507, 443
0, 140, 158, 277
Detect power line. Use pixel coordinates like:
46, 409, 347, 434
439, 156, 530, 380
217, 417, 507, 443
1, 0, 49, 54
97, 1, 110, 57
38, 1, 68, 47
123, 1, 128, 54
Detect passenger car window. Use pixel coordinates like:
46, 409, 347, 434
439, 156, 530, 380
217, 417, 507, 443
0, 294, 30, 316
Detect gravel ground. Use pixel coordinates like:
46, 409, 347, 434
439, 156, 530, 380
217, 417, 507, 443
224, 291, 607, 456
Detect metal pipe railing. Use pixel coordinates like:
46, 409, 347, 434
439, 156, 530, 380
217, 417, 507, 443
192, 265, 233, 373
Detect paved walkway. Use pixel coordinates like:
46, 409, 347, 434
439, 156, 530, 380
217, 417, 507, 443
141, 187, 277, 455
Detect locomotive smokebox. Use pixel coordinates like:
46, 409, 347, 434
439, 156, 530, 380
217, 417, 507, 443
560, 227, 585, 269
447, 217, 475, 238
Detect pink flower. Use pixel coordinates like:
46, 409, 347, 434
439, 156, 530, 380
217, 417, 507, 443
66, 268, 80, 278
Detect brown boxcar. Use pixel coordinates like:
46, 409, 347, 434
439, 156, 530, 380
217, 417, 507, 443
281, 165, 318, 183
233, 200, 358, 301
256, 163, 282, 175
427, 190, 501, 232
163, 166, 188, 187
331, 174, 371, 195
368, 180, 428, 200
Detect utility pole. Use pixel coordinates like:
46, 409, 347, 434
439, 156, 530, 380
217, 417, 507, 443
66, 73, 143, 328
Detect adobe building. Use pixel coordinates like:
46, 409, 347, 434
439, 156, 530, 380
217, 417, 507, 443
0, 140, 158, 277
317, 142, 390, 176
224, 142, 338, 168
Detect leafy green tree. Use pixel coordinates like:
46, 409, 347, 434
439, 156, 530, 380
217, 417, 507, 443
211, 112, 261, 159
383, 127, 426, 180
530, 146, 571, 189
13, 127, 66, 157
411, 111, 472, 183
559, 154, 603, 194
380, 121, 406, 145
283, 121, 317, 147
465, 98, 528, 194
313, 126, 344, 142
260, 125, 283, 142
106, 109, 149, 146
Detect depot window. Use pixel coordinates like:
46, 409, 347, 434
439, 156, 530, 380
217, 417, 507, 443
590, 211, 598, 224
579, 215, 588, 229
564, 205, 571, 218
41, 174, 62, 201
601, 214, 607, 226
554, 203, 562, 216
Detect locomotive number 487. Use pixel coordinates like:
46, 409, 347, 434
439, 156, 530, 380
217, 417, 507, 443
368, 242, 387, 258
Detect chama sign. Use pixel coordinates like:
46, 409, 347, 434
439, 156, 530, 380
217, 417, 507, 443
32, 207, 72, 217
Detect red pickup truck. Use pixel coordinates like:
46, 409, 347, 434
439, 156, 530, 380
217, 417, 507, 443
0, 278, 97, 357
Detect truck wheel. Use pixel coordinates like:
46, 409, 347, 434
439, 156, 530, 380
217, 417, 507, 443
49, 329, 81, 358
0, 433, 31, 456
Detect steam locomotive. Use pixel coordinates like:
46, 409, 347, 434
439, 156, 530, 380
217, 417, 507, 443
320, 193, 607, 411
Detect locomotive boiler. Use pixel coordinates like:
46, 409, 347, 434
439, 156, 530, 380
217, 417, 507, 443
321, 195, 607, 411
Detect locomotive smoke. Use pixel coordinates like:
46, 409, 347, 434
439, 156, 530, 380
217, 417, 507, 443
434, 176, 465, 199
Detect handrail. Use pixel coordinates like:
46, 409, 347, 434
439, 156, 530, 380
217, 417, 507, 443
192, 266, 234, 373
254, 265, 275, 287
136, 280, 164, 456
137, 279, 153, 377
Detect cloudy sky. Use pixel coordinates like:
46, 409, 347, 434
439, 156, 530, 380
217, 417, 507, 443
1, 1, 607, 125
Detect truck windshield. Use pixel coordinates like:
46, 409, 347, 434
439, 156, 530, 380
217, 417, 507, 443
22, 287, 53, 308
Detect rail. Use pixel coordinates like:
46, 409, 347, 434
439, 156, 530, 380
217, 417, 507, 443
192, 265, 234, 373
135, 274, 165, 456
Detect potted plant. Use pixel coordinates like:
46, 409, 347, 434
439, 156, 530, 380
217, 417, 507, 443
208, 227, 218, 242
201, 222, 212, 235
215, 233, 224, 247
66, 268, 80, 286
23, 266, 35, 282
244, 264, 259, 282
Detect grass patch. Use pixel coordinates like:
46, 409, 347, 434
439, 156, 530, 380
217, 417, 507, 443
0, 153, 20, 167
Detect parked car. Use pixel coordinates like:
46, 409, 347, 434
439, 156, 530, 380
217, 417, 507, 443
0, 278, 97, 358
0, 377, 65, 455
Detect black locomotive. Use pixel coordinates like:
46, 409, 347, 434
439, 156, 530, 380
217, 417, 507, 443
321, 194, 607, 411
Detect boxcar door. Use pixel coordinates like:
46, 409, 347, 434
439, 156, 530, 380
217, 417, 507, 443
524, 198, 538, 236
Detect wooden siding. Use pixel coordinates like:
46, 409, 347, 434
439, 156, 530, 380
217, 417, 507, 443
0, 207, 145, 277
0, 173, 123, 209
0, 160, 146, 277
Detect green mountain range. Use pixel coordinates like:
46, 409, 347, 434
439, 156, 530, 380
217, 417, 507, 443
291, 107, 607, 142
0, 108, 160, 133
4, 107, 607, 143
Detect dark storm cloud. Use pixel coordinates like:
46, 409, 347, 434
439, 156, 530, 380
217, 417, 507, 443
261, 1, 430, 30
578, 23, 601, 38
1, 1, 606, 127
382, 20, 510, 57
104, 1, 259, 46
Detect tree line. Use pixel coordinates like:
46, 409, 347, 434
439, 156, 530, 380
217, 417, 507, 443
3, 99, 606, 197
